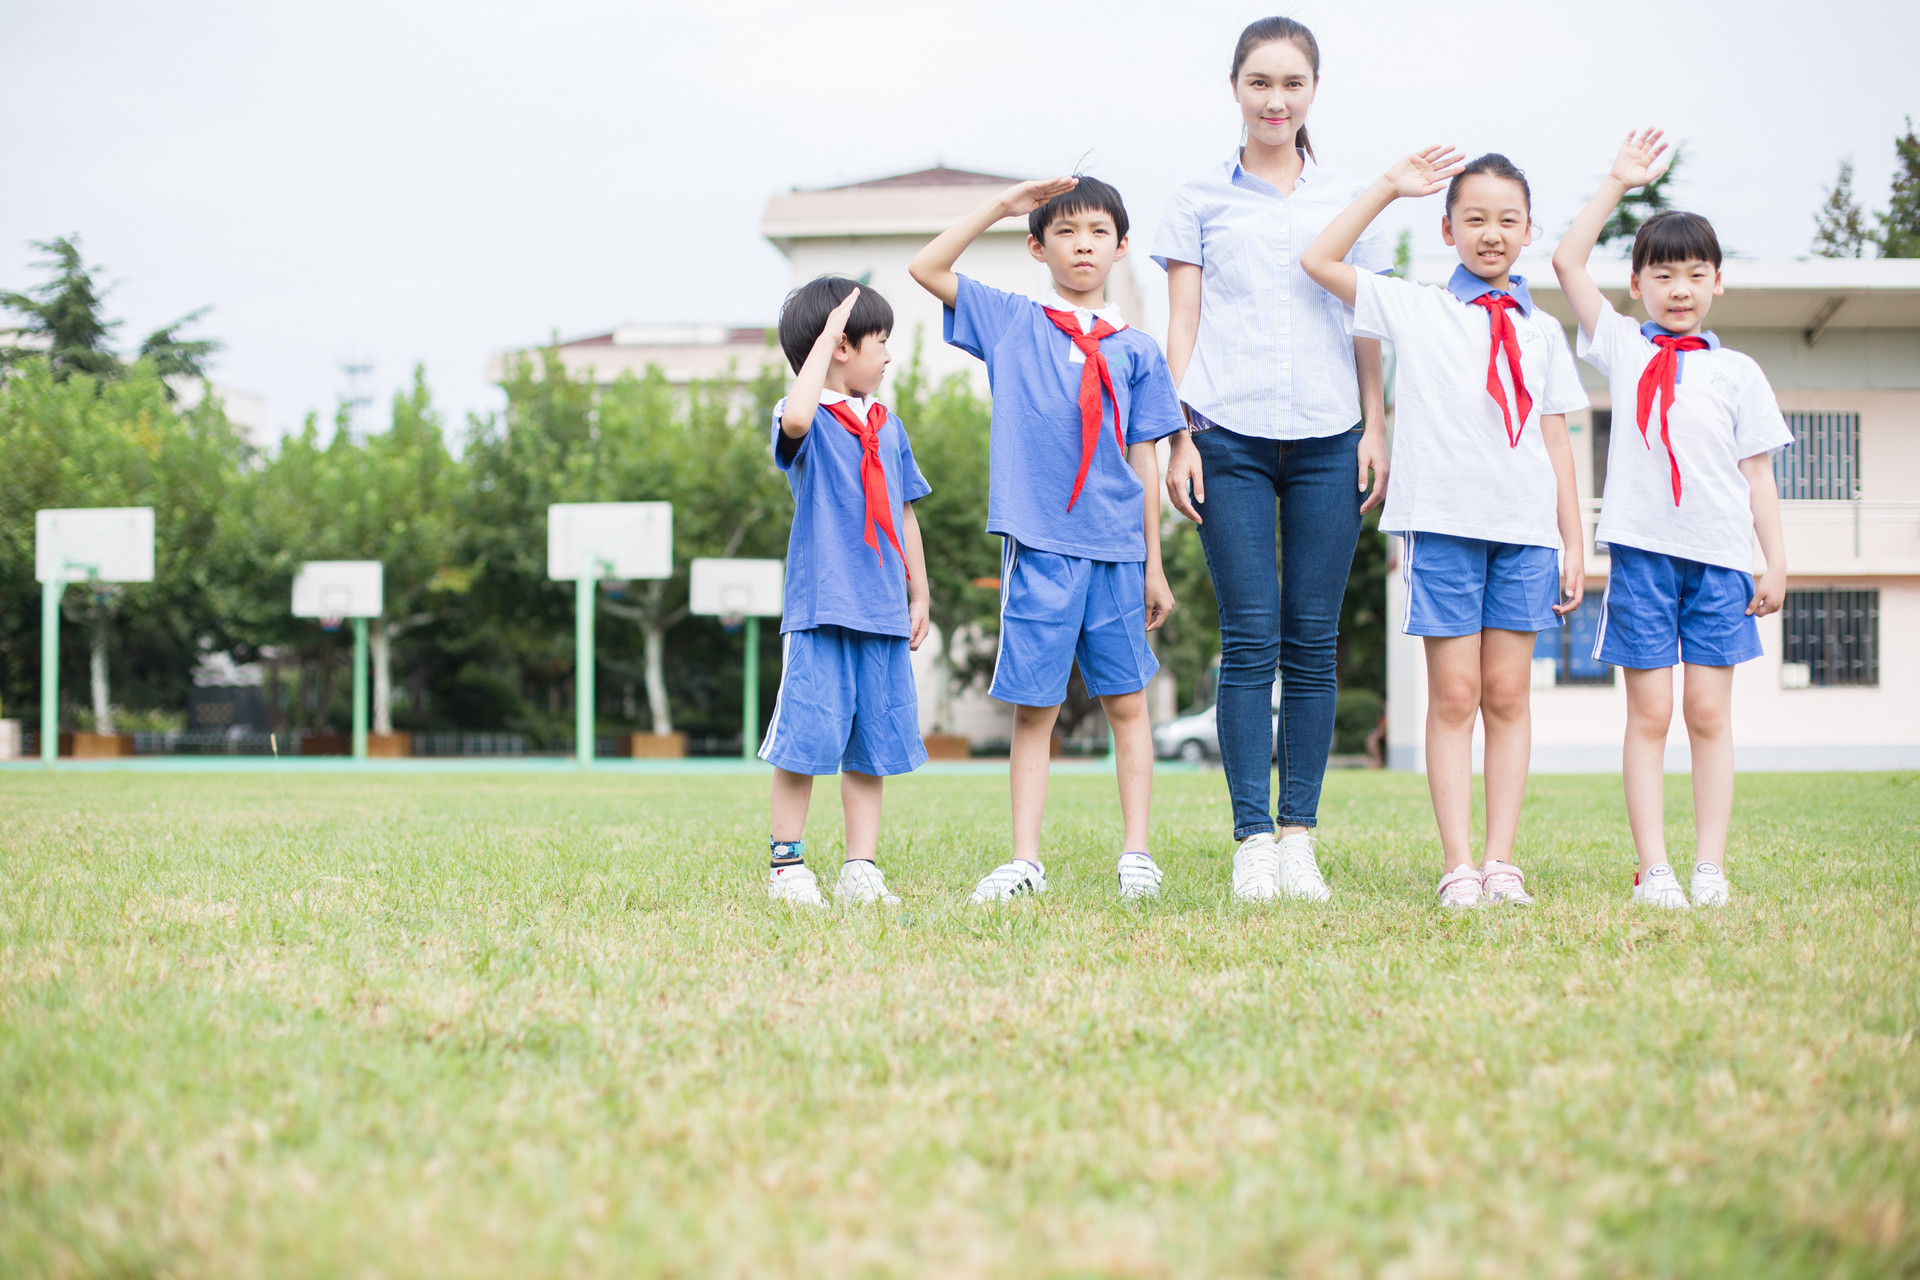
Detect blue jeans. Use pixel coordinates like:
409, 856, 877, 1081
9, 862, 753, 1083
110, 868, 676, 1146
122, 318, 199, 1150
1192, 423, 1363, 838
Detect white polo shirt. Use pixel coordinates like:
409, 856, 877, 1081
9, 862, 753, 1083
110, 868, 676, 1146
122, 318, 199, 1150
1578, 300, 1792, 572
1152, 150, 1392, 440
1351, 266, 1589, 549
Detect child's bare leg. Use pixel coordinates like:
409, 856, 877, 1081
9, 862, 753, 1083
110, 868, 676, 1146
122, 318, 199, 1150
770, 768, 815, 844
1681, 664, 1736, 867
1622, 667, 1674, 873
1010, 703, 1061, 865
1102, 691, 1153, 852
1424, 635, 1483, 873
1478, 629, 1536, 866
841, 770, 883, 864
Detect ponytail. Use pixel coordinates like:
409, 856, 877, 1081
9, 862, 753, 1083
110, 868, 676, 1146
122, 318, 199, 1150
1231, 17, 1320, 161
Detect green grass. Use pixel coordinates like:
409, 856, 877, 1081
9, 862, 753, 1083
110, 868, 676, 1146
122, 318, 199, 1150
1, 770, 1916, 1278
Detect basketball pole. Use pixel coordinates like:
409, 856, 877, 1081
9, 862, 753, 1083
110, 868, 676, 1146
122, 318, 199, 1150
741, 615, 759, 761
351, 618, 368, 761
40, 578, 61, 764
576, 561, 596, 768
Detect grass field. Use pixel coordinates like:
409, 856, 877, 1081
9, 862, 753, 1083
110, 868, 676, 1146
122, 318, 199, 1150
2, 768, 1916, 1279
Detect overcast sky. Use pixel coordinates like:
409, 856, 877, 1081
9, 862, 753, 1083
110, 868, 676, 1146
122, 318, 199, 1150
4, 0, 1916, 442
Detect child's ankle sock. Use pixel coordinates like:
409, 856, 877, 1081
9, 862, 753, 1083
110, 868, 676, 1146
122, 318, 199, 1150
770, 838, 805, 870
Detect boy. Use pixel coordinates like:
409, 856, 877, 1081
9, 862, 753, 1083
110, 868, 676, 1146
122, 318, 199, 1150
1553, 129, 1792, 909
761, 278, 933, 908
908, 176, 1183, 902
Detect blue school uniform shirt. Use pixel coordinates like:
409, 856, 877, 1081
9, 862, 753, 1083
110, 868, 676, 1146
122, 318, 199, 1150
771, 391, 932, 637
944, 275, 1185, 563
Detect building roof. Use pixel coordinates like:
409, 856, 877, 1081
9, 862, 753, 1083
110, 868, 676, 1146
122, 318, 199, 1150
1418, 255, 1920, 337
559, 325, 770, 349
764, 164, 1032, 248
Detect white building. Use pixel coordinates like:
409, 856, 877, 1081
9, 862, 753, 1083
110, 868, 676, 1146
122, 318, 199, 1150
1385, 255, 1920, 772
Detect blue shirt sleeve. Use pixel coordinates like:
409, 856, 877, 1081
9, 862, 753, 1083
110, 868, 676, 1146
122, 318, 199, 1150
1150, 183, 1202, 272
771, 399, 808, 471
1124, 343, 1186, 445
894, 421, 933, 503
944, 274, 1028, 362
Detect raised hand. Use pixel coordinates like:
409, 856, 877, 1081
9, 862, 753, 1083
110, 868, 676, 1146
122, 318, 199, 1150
819, 287, 861, 344
998, 176, 1079, 217
1610, 128, 1671, 190
1382, 145, 1466, 200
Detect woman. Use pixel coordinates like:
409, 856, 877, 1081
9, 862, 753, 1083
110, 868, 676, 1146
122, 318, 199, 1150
1153, 16, 1390, 902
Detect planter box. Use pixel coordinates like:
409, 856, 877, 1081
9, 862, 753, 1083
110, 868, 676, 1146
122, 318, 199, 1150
628, 732, 689, 758
72, 732, 135, 758
368, 733, 411, 758
923, 733, 970, 760
300, 734, 351, 756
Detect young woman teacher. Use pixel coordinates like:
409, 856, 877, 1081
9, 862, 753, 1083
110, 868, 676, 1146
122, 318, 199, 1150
1153, 17, 1389, 902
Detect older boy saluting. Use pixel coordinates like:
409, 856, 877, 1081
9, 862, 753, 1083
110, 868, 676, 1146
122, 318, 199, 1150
909, 176, 1184, 902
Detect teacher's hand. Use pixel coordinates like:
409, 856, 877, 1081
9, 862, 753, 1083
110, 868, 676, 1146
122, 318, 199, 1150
1165, 431, 1205, 524
1357, 422, 1390, 514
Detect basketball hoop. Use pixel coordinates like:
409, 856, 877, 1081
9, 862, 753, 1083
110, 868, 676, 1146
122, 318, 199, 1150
720, 613, 745, 633
320, 616, 344, 632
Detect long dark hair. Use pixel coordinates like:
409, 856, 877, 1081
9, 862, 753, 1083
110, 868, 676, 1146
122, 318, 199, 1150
1230, 17, 1320, 160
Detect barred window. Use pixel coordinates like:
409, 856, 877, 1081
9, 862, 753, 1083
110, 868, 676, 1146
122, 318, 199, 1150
1772, 412, 1859, 500
1782, 589, 1878, 686
1532, 592, 1614, 686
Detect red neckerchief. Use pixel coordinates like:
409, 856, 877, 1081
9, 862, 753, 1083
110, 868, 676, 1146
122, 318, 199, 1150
1635, 334, 1710, 505
822, 399, 909, 578
1041, 307, 1125, 510
1467, 293, 1532, 448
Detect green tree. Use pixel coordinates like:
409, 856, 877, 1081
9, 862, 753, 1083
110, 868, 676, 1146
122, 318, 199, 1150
1877, 119, 1920, 258
1598, 148, 1684, 249
0, 237, 121, 380
1813, 158, 1873, 258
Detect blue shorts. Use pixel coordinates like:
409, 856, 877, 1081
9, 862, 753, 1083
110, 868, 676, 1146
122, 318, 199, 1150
1594, 544, 1761, 669
1400, 531, 1563, 637
990, 539, 1159, 706
758, 625, 927, 776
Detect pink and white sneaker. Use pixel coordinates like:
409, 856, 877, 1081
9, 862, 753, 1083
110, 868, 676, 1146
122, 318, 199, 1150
1480, 860, 1534, 905
1437, 864, 1483, 909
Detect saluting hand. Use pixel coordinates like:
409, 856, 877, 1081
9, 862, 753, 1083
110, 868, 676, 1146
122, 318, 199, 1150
1610, 128, 1671, 191
1381, 145, 1466, 200
997, 177, 1079, 217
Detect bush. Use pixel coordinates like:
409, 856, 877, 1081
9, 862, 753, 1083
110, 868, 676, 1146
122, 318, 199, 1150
1333, 687, 1383, 754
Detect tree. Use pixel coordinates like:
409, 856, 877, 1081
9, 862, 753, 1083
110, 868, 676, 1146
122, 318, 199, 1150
139, 307, 225, 392
1597, 148, 1684, 249
0, 237, 121, 380
1813, 159, 1872, 258
1878, 118, 1920, 258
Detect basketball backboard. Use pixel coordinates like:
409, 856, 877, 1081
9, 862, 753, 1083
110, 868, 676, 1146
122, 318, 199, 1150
35, 508, 155, 583
690, 558, 784, 617
292, 561, 384, 618
547, 503, 672, 581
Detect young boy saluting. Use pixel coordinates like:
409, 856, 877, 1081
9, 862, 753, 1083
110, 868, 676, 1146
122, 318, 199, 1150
761, 279, 933, 907
1554, 129, 1792, 909
909, 176, 1183, 902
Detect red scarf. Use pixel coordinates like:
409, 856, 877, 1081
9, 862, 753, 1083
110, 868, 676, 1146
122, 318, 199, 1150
1635, 334, 1709, 506
1042, 307, 1125, 510
823, 399, 909, 578
1467, 293, 1532, 448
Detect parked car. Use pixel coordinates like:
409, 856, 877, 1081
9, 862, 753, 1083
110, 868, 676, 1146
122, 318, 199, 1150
1152, 660, 1280, 763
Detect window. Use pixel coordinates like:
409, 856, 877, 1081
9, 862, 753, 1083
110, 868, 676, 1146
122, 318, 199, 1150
1772, 412, 1859, 500
1591, 409, 1612, 500
1533, 592, 1614, 686
1782, 589, 1878, 686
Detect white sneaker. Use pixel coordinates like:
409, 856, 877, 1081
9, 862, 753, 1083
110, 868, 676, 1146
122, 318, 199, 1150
1276, 833, 1332, 902
1690, 862, 1731, 907
1231, 832, 1281, 901
1437, 864, 1482, 909
1632, 863, 1691, 910
767, 863, 827, 908
835, 860, 900, 906
1480, 860, 1534, 905
969, 859, 1047, 903
1116, 852, 1162, 900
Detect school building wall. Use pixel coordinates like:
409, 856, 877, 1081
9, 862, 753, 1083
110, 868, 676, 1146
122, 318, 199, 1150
1386, 257, 1920, 773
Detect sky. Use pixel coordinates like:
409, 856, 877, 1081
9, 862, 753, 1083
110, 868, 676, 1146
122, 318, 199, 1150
4, 0, 1916, 443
